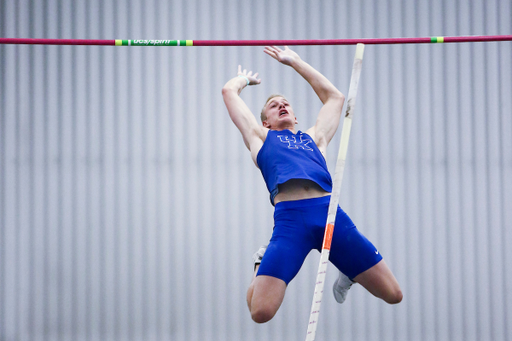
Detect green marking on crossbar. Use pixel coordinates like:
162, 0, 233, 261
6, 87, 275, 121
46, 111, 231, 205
431, 36, 444, 43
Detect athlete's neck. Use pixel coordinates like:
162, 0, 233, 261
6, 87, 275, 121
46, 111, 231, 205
270, 125, 296, 133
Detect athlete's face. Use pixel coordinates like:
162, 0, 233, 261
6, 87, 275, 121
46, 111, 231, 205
262, 96, 298, 130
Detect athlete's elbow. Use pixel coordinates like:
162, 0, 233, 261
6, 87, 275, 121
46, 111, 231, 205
323, 90, 344, 106
332, 90, 345, 102
222, 86, 234, 97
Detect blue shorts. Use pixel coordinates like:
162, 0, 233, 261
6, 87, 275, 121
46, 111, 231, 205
257, 196, 382, 284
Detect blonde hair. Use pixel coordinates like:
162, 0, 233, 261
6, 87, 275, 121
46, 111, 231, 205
260, 94, 288, 122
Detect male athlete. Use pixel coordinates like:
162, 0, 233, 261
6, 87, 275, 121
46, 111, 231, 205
222, 46, 402, 323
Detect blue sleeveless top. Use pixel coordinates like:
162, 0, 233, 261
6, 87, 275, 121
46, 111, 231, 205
256, 129, 332, 205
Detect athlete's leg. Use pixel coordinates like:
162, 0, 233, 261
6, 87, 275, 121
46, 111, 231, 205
246, 265, 287, 323
353, 259, 402, 304
327, 206, 402, 304
246, 200, 317, 322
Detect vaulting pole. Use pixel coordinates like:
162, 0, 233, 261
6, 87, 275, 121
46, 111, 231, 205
305, 43, 365, 341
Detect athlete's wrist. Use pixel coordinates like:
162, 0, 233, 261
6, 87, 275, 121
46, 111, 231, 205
238, 75, 250, 86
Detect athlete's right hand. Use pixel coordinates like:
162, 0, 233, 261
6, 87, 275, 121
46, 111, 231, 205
237, 65, 262, 86
264, 46, 301, 67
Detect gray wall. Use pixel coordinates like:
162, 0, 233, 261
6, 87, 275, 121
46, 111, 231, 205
1, 0, 511, 340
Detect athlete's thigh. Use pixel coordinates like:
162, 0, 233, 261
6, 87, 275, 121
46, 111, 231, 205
251, 275, 287, 312
257, 228, 313, 284
353, 259, 402, 303
328, 207, 382, 279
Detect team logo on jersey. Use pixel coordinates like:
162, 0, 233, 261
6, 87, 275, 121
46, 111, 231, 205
277, 134, 314, 151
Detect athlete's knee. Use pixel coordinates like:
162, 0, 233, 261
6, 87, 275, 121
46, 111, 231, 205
248, 275, 286, 323
251, 305, 277, 323
384, 287, 403, 304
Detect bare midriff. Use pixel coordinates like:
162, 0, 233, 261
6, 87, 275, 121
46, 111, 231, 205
273, 179, 330, 205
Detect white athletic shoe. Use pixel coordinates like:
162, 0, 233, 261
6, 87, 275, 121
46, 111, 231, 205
333, 271, 354, 304
252, 245, 267, 269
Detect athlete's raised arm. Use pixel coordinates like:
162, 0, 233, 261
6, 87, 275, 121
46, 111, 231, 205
222, 66, 266, 164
